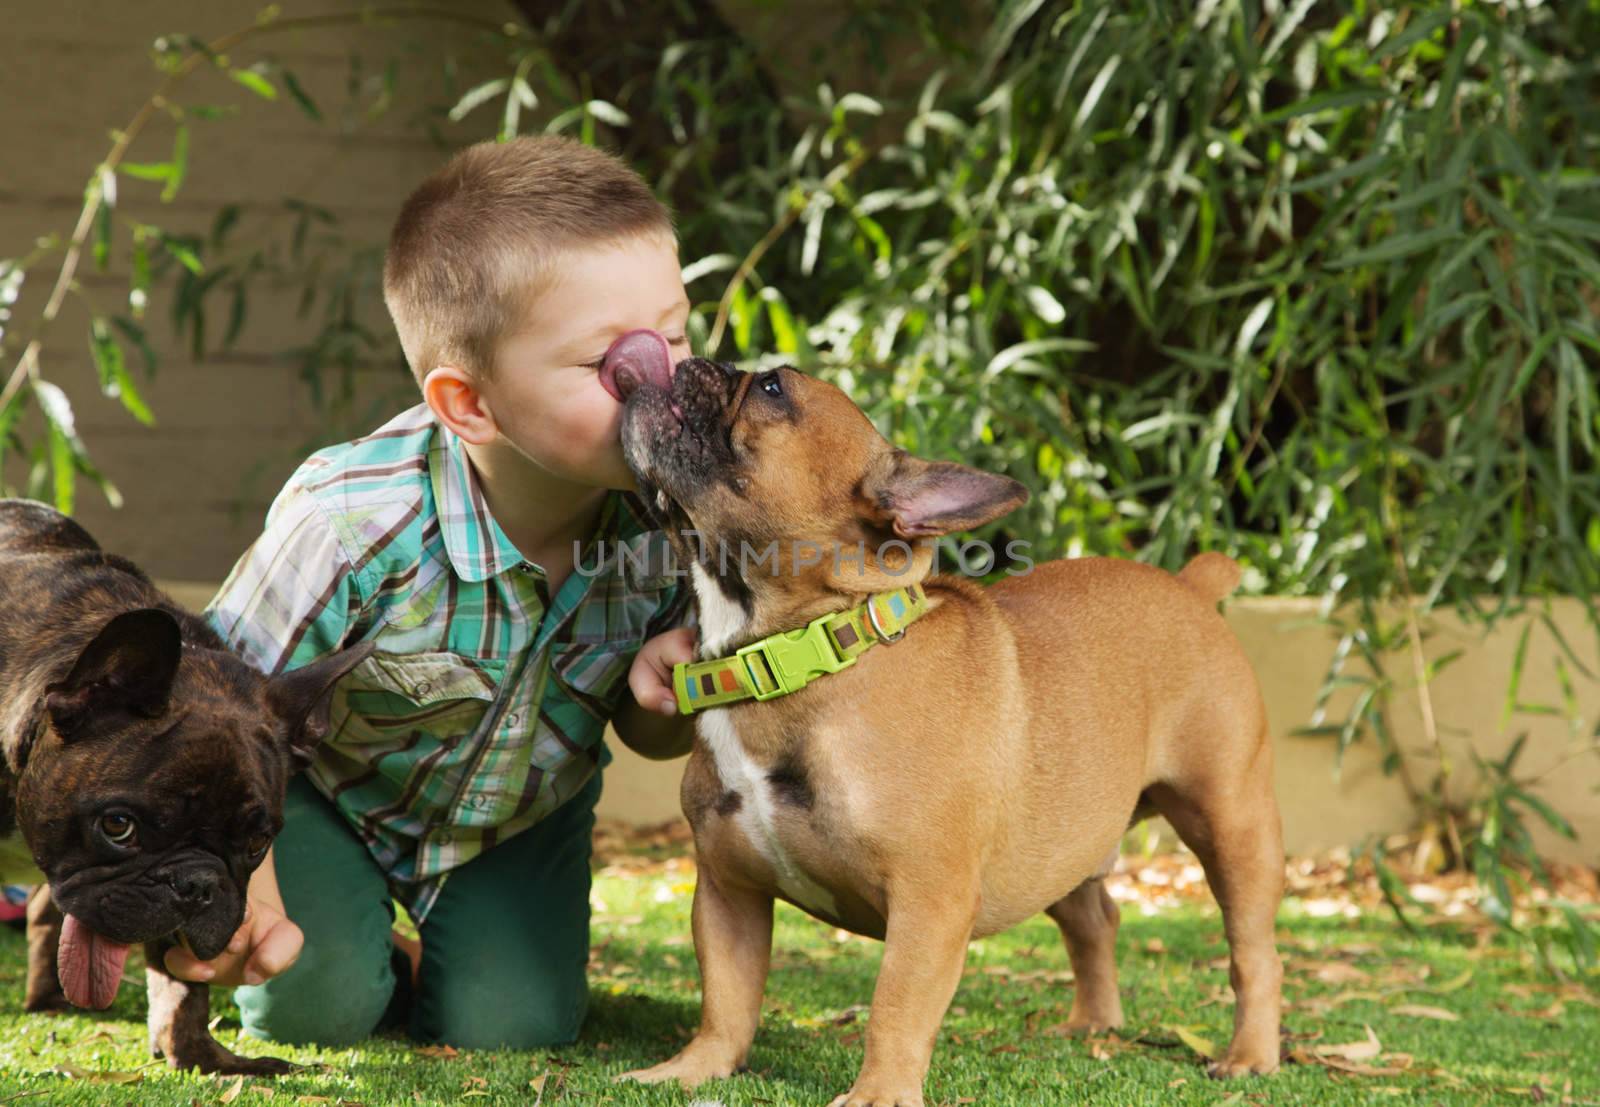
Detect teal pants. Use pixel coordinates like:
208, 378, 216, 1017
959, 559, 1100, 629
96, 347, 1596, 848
236, 772, 600, 1049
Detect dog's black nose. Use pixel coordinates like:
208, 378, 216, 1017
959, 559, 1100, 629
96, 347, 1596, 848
170, 870, 219, 908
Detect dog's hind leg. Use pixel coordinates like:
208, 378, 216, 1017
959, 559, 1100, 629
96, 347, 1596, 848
1046, 871, 1124, 1034
1146, 727, 1284, 1077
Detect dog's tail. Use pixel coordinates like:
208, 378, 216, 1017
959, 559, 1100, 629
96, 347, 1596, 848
1178, 552, 1242, 605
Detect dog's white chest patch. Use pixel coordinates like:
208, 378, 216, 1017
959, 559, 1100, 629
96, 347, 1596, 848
689, 562, 747, 658
698, 709, 839, 917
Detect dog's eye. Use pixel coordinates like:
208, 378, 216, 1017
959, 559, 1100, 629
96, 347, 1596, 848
99, 813, 138, 847
246, 833, 271, 859
759, 371, 783, 398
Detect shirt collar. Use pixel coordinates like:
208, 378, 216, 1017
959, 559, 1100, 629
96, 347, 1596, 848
428, 421, 646, 585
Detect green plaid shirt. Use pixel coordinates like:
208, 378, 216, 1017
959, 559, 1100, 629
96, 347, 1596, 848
205, 403, 691, 921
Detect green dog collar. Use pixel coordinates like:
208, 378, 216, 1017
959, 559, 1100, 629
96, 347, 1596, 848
673, 582, 929, 715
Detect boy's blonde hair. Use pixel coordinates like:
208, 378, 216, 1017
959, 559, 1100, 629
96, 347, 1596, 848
383, 135, 674, 382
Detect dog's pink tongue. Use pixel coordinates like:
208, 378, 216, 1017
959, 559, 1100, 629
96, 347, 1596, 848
600, 329, 675, 402
58, 913, 130, 1009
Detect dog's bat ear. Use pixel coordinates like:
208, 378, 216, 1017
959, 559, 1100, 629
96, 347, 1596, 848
45, 609, 183, 740
265, 641, 376, 766
859, 449, 1030, 539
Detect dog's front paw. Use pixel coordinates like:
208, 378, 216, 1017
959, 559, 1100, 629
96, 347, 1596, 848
161, 1041, 300, 1076
615, 1046, 740, 1089
1206, 1048, 1280, 1079
828, 1081, 925, 1107
21, 990, 72, 1014
1061, 1013, 1123, 1037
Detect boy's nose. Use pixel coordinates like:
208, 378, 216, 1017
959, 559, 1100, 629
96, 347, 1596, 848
600, 329, 677, 403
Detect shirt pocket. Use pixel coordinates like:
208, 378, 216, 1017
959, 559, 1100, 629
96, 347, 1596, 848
545, 637, 640, 724
332, 650, 508, 745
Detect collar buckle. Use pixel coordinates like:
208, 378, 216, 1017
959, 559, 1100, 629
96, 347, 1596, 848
736, 611, 856, 700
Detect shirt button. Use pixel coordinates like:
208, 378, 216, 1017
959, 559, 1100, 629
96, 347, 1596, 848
505, 712, 521, 728
437, 831, 453, 845
414, 681, 431, 696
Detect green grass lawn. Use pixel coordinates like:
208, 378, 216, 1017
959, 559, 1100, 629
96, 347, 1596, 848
0, 854, 1593, 1106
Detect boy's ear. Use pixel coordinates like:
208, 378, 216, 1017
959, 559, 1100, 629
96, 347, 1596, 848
858, 449, 1029, 539
423, 366, 498, 445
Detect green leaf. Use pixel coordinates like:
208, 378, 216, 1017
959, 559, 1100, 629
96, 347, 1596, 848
448, 77, 509, 122
984, 338, 1096, 378
1511, 787, 1575, 840
585, 99, 630, 127
281, 68, 322, 121
229, 68, 278, 100
1501, 623, 1533, 730
161, 124, 188, 203
1329, 227, 1455, 269
681, 253, 738, 285
763, 291, 798, 354
110, 316, 157, 375
210, 204, 241, 249
129, 230, 152, 319
1022, 285, 1066, 325
225, 283, 247, 349
48, 421, 75, 515
90, 318, 154, 426
119, 161, 174, 182
160, 234, 203, 275
93, 197, 113, 272
1262, 87, 1388, 123
36, 379, 120, 510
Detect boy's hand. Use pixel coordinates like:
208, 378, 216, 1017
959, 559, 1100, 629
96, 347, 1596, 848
164, 849, 302, 988
627, 627, 695, 715
616, 628, 697, 760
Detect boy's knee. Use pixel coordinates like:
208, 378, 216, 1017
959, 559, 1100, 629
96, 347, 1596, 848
238, 931, 396, 1047
417, 961, 589, 1049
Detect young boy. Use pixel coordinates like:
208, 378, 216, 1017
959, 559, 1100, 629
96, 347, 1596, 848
165, 136, 698, 1048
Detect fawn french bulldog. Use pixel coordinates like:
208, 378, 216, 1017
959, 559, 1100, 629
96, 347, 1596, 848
604, 340, 1283, 1106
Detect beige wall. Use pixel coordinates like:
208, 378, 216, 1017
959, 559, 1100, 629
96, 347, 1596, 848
2, 1, 515, 580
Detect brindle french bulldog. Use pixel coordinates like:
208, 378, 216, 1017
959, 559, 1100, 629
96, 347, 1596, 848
0, 499, 372, 1074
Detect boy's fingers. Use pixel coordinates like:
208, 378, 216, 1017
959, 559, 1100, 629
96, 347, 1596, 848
661, 628, 696, 663
163, 945, 220, 983
244, 919, 304, 985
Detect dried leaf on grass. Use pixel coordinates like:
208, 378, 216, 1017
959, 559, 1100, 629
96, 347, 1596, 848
1429, 968, 1476, 993
1291, 1048, 1411, 1078
220, 1075, 246, 1103
1316, 1025, 1382, 1061
49, 1063, 144, 1085
1304, 961, 1371, 985
1161, 1024, 1217, 1060
1391, 1003, 1461, 1021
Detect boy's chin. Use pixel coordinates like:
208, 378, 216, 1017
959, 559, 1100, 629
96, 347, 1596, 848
481, 434, 635, 493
